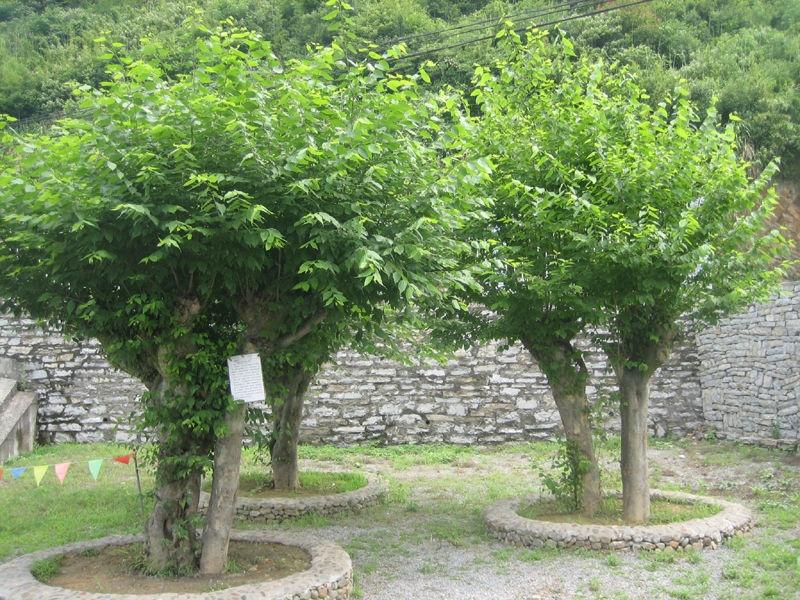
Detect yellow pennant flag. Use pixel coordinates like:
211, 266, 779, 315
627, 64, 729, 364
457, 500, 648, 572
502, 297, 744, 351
33, 465, 48, 486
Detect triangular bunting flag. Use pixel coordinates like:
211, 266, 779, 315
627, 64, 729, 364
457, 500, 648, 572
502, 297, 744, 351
113, 454, 132, 465
33, 465, 48, 486
54, 462, 71, 485
87, 459, 103, 481
11, 467, 27, 479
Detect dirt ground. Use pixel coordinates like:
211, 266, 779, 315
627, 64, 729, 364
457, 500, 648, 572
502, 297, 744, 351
260, 439, 800, 600
47, 541, 310, 594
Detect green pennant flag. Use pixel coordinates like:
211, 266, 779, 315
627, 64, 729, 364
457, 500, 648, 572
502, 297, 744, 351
33, 465, 48, 486
87, 459, 103, 481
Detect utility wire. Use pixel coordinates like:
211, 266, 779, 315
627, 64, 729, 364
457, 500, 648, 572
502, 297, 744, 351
8, 0, 654, 129
384, 0, 601, 47
393, 0, 655, 63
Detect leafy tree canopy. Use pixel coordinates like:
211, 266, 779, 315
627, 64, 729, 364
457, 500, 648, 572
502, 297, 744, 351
2, 0, 798, 178
452, 27, 792, 522
0, 17, 480, 567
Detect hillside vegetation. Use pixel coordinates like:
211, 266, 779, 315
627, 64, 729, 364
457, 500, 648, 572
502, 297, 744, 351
1, 1, 798, 175
2, 0, 799, 259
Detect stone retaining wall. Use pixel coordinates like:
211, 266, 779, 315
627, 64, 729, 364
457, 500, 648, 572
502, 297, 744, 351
301, 334, 702, 446
199, 473, 387, 521
0, 530, 353, 600
698, 281, 800, 447
0, 282, 797, 447
485, 490, 754, 552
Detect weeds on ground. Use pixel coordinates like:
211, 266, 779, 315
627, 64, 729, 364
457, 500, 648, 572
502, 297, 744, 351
30, 555, 63, 582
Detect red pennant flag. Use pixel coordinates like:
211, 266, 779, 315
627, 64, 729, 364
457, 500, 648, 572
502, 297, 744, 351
113, 454, 132, 465
54, 462, 71, 485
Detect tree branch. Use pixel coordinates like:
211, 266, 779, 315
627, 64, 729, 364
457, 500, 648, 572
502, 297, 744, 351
250, 309, 328, 352
274, 309, 327, 349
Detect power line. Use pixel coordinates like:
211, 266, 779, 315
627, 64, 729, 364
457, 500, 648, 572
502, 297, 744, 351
7, 0, 654, 129
384, 0, 600, 47
393, 0, 655, 63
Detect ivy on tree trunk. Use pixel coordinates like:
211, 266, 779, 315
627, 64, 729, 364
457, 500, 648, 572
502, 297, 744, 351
144, 420, 204, 574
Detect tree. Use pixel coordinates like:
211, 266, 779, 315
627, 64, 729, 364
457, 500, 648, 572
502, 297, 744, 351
587, 94, 790, 523
436, 31, 607, 516
475, 31, 791, 523
0, 21, 475, 572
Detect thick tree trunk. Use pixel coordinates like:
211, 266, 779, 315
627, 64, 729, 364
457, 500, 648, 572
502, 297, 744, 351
523, 337, 602, 517
619, 368, 652, 524
199, 401, 246, 575
270, 368, 312, 491
143, 334, 205, 575
144, 460, 202, 574
551, 385, 602, 517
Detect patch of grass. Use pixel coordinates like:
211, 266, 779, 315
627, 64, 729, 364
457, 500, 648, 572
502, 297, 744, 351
719, 538, 800, 599
383, 477, 411, 505
668, 567, 711, 599
518, 547, 560, 562
487, 441, 559, 462
688, 439, 781, 468
295, 442, 481, 470
656, 481, 697, 494
284, 513, 331, 528
606, 554, 621, 567
418, 562, 437, 575
361, 560, 378, 575
490, 546, 561, 564
757, 494, 800, 529
685, 549, 702, 565
650, 436, 681, 450
352, 575, 364, 599
0, 443, 148, 560
491, 547, 514, 562
518, 496, 720, 525
642, 550, 681, 571
30, 555, 63, 582
225, 558, 246, 574
218, 470, 367, 498
426, 514, 482, 546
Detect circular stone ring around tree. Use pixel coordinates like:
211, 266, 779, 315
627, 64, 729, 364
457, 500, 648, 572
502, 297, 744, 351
0, 529, 353, 600
200, 472, 388, 522
485, 489, 754, 551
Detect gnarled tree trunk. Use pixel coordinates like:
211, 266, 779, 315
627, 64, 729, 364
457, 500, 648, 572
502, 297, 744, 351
551, 384, 602, 516
143, 324, 206, 575
523, 337, 602, 517
144, 444, 203, 574
270, 367, 312, 491
618, 367, 652, 524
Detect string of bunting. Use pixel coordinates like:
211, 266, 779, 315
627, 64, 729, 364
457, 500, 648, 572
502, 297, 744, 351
0, 453, 134, 487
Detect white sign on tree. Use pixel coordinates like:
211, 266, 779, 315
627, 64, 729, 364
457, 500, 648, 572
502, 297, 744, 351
227, 353, 266, 404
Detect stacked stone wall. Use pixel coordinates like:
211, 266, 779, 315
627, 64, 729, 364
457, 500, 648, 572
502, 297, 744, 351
0, 315, 144, 443
0, 283, 796, 447
697, 282, 800, 447
301, 335, 702, 446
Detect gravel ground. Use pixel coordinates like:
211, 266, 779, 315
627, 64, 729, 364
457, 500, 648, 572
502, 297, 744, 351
260, 440, 800, 600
